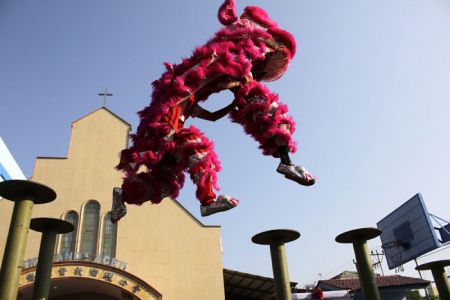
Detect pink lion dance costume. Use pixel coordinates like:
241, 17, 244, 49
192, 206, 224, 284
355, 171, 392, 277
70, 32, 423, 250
114, 0, 315, 221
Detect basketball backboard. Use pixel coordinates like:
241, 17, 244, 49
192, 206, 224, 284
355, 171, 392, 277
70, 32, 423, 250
377, 193, 441, 270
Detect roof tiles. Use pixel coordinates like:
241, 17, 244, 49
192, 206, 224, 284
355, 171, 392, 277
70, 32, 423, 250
319, 275, 430, 291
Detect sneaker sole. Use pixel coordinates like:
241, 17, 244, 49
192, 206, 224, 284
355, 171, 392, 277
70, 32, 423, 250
201, 205, 234, 217
277, 169, 315, 186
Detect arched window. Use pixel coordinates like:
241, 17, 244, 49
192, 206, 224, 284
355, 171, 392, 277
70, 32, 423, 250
59, 211, 78, 255
101, 212, 117, 257
79, 200, 100, 259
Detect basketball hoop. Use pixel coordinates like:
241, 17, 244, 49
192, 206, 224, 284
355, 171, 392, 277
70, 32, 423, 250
382, 241, 405, 272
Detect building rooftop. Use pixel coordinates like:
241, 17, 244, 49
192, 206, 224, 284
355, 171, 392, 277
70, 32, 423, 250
319, 274, 430, 292
224, 268, 299, 300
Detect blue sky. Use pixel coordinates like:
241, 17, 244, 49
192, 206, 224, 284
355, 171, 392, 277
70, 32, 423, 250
1, 0, 450, 287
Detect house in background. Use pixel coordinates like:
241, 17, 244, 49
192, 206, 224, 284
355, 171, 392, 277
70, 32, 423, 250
317, 271, 430, 300
224, 268, 300, 300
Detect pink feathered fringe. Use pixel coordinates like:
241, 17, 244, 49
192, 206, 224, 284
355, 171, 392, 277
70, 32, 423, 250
231, 81, 297, 157
117, 1, 299, 206
119, 125, 220, 205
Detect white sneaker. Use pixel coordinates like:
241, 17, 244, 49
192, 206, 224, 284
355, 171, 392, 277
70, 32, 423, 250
200, 195, 239, 217
276, 163, 316, 186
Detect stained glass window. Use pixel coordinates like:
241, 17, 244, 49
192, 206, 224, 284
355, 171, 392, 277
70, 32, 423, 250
101, 212, 117, 257
59, 211, 78, 255
79, 201, 100, 259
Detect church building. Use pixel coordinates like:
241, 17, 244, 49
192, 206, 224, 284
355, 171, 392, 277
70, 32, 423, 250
0, 108, 225, 299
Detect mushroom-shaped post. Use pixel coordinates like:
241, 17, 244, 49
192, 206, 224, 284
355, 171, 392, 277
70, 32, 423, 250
252, 229, 300, 300
0, 180, 56, 300
416, 260, 450, 300
30, 218, 74, 300
335, 227, 382, 300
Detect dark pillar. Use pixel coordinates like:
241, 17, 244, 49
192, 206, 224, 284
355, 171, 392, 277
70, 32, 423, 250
0, 180, 56, 300
30, 218, 74, 300
336, 227, 382, 300
416, 260, 450, 300
252, 229, 300, 300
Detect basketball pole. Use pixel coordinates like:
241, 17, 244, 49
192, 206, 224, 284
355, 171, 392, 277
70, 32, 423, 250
414, 258, 430, 300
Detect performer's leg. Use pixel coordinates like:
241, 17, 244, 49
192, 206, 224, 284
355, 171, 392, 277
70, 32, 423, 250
191, 161, 239, 217
175, 126, 239, 216
275, 144, 315, 186
114, 139, 188, 222
277, 144, 292, 165
230, 81, 315, 186
116, 122, 172, 176
110, 172, 156, 223
117, 158, 185, 206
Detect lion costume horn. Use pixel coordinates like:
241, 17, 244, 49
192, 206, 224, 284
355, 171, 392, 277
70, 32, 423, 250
218, 0, 237, 25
